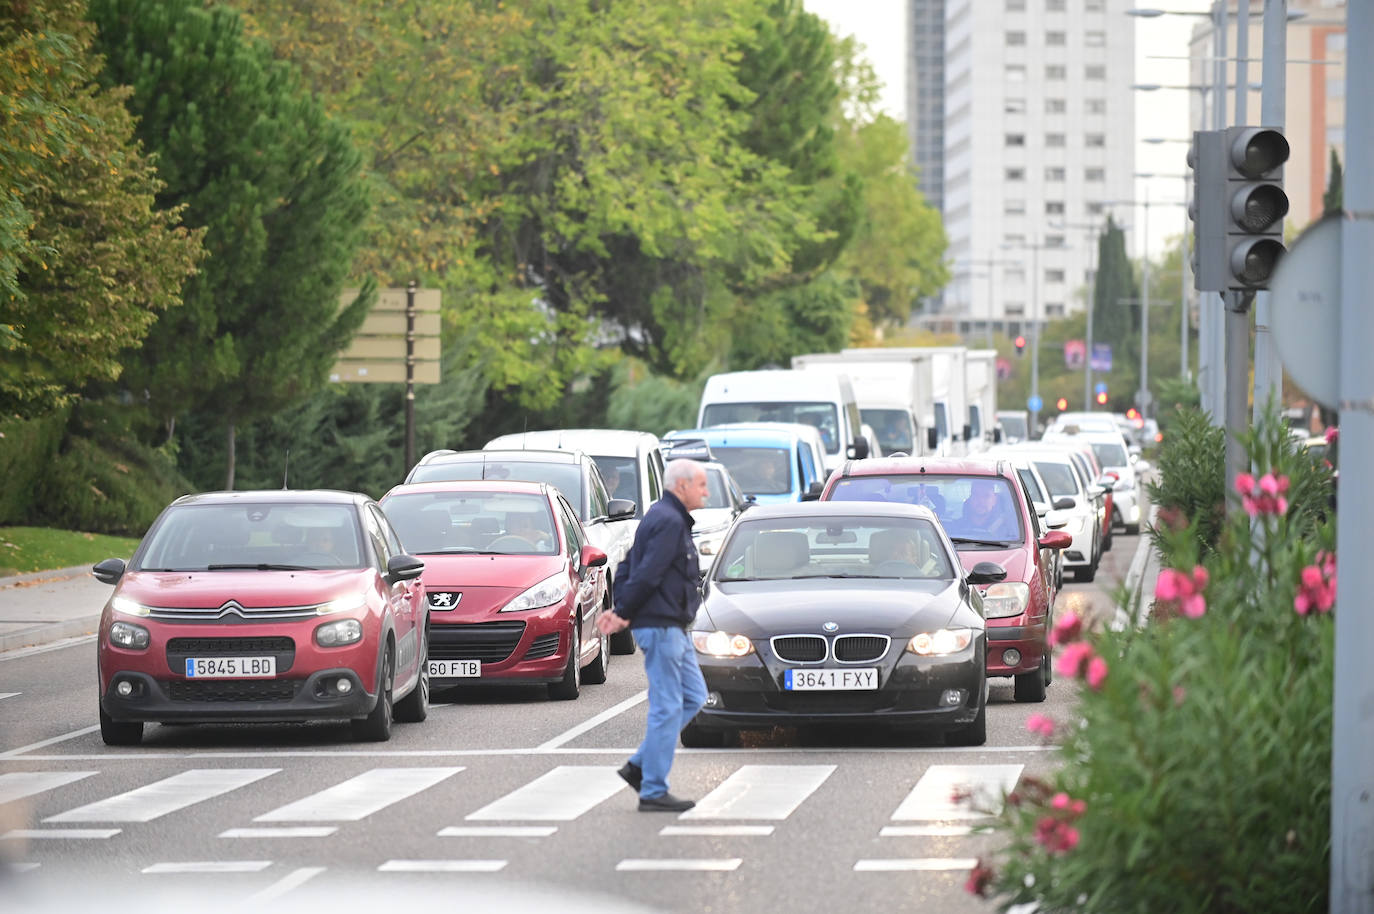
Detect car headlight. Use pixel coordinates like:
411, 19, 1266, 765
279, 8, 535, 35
316, 618, 363, 647
500, 573, 571, 612
982, 582, 1031, 619
692, 630, 755, 657
907, 628, 975, 656
316, 593, 367, 615
110, 595, 151, 617
108, 621, 150, 650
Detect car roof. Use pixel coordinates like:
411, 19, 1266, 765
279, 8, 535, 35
419, 448, 585, 466
483, 429, 659, 458
666, 427, 808, 446
170, 489, 368, 508
837, 456, 1013, 478
735, 500, 939, 523
381, 479, 552, 500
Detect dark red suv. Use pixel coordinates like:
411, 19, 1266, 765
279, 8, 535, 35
821, 457, 1070, 702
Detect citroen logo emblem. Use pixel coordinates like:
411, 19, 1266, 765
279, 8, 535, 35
822, 621, 839, 633
219, 600, 246, 617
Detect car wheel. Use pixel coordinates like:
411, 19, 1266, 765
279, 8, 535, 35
352, 648, 394, 742
581, 607, 610, 685
1013, 663, 1048, 702
680, 724, 739, 748
394, 630, 429, 724
99, 705, 143, 746
1126, 522, 1141, 536
547, 619, 582, 700
1075, 562, 1097, 583
944, 691, 987, 747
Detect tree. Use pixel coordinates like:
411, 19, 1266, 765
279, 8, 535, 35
1091, 216, 1140, 370
1323, 148, 1343, 215
90, 0, 371, 486
0, 0, 201, 416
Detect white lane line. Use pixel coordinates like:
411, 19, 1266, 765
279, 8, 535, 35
0, 692, 18, 700
2, 828, 120, 839
378, 859, 506, 873
538, 690, 647, 750
0, 725, 100, 759
246, 866, 326, 901
0, 771, 96, 805
681, 764, 834, 821
143, 861, 273, 874
0, 635, 96, 662
438, 826, 557, 838
10, 862, 41, 873
891, 764, 1023, 821
660, 825, 774, 837
880, 825, 976, 837
46, 768, 278, 823
854, 858, 979, 872
616, 858, 742, 872
466, 766, 625, 821
254, 767, 461, 822
220, 827, 337, 838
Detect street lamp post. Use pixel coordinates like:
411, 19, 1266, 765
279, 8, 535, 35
1001, 238, 1054, 434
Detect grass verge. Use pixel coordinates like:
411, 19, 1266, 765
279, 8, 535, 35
0, 526, 142, 577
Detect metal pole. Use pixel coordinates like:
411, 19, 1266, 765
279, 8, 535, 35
1223, 2, 1252, 495
986, 265, 995, 349
1209, 1, 1229, 426
1085, 229, 1097, 411
404, 279, 417, 472
1181, 177, 1191, 380
1140, 192, 1152, 417
1030, 242, 1041, 435
1333, 5, 1374, 910
1252, 0, 1286, 421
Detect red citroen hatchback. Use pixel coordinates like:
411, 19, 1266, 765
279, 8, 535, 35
94, 490, 429, 745
821, 457, 1071, 702
380, 480, 611, 700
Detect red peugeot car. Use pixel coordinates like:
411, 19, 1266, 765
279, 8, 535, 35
380, 480, 610, 700
821, 458, 1071, 702
93, 490, 429, 745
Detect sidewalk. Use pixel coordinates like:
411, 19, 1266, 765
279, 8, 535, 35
1110, 504, 1161, 631
0, 564, 109, 654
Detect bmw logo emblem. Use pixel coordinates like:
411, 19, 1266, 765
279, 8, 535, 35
822, 621, 839, 633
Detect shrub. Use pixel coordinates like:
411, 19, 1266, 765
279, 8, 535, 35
1146, 406, 1225, 554
971, 404, 1334, 913
0, 407, 70, 524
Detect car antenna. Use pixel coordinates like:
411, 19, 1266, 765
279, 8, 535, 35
522, 416, 528, 450
282, 448, 290, 489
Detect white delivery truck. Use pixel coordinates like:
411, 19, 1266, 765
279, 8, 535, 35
839, 346, 970, 457
696, 369, 871, 474
964, 349, 1000, 454
790, 352, 934, 457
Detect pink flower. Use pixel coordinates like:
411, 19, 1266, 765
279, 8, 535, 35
1259, 473, 1279, 496
1191, 566, 1209, 590
1034, 817, 1082, 854
1173, 685, 1187, 706
1234, 472, 1256, 497
1051, 792, 1071, 810
1155, 568, 1186, 600
1056, 641, 1095, 679
1086, 655, 1110, 689
964, 860, 995, 897
1180, 593, 1207, 618
1325, 426, 1339, 445
1071, 799, 1087, 816
1050, 611, 1082, 646
1025, 713, 1056, 737
1295, 557, 1336, 615
1059, 825, 1081, 851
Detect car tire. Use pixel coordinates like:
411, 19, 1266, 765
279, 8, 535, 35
581, 609, 610, 685
1013, 661, 1048, 703
547, 619, 582, 701
394, 631, 429, 724
99, 706, 143, 746
1075, 562, 1097, 583
1126, 522, 1141, 536
680, 724, 739, 748
352, 648, 394, 742
609, 629, 636, 655
944, 691, 987, 747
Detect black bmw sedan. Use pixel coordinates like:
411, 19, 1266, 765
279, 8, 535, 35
684, 502, 998, 748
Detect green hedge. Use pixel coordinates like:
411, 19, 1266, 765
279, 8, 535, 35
0, 408, 70, 524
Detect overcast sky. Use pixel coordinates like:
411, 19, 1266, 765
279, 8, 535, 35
802, 0, 1212, 259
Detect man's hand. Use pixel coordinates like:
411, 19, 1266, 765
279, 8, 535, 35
597, 611, 629, 635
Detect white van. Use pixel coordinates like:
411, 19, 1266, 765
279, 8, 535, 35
697, 370, 870, 474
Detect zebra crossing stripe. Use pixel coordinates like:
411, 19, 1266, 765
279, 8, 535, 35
660, 825, 774, 837
2, 828, 120, 839
254, 767, 462, 822
247, 866, 327, 901
45, 769, 278, 823
0, 771, 96, 805
438, 826, 557, 838
681, 764, 835, 821
378, 859, 506, 873
220, 827, 337, 838
0, 693, 18, 701
143, 861, 272, 873
616, 858, 742, 872
466, 766, 625, 821
854, 858, 979, 872
890, 764, 1023, 821
879, 825, 976, 837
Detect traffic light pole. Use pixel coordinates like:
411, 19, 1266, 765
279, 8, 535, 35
1252, 0, 1287, 421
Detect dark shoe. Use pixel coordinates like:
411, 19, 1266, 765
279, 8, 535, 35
617, 761, 642, 792
638, 792, 695, 812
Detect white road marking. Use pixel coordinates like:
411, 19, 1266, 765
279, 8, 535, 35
9, 862, 41, 872
890, 764, 1023, 821
616, 858, 742, 872
537, 690, 647, 750
0, 770, 96, 805
660, 825, 774, 837
0, 635, 95, 662
45, 768, 278, 823
2, 828, 120, 839
254, 767, 461, 822
681, 764, 834, 820
246, 866, 326, 901
854, 858, 979, 871
466, 766, 625, 821
0, 725, 99, 759
438, 826, 557, 838
220, 827, 337, 838
0, 692, 18, 700
143, 861, 272, 874
880, 825, 976, 837
378, 859, 506, 873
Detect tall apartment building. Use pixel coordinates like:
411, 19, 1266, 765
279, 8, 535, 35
909, 0, 1135, 338
907, 0, 945, 216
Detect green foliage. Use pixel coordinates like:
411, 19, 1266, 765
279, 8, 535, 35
1146, 407, 1226, 553
1322, 149, 1342, 215
605, 360, 704, 436
0, 408, 70, 524
1091, 217, 1140, 376
0, 526, 143, 576
977, 403, 1335, 913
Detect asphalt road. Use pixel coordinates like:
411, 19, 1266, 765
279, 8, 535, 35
0, 530, 1145, 914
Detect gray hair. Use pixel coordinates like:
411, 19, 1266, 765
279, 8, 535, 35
663, 458, 704, 492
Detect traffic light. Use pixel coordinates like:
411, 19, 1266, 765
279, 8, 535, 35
1056, 397, 1068, 412
1189, 126, 1289, 292
1014, 335, 1026, 357
1095, 390, 1108, 406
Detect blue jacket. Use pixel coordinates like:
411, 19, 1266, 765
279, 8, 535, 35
613, 491, 701, 629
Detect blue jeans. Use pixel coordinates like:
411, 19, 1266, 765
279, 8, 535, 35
629, 626, 708, 799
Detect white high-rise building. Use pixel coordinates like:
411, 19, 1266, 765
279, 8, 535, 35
923, 0, 1135, 338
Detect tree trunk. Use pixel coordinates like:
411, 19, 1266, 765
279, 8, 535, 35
225, 421, 236, 490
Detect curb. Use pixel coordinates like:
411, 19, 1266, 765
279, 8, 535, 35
0, 615, 101, 655
1110, 505, 1160, 631
0, 564, 94, 588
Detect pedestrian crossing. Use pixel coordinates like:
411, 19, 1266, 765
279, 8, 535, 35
2, 759, 1025, 876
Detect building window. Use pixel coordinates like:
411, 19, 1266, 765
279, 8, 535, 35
1004, 233, 1026, 246
1085, 0, 1104, 10
1005, 97, 1027, 114
1046, 201, 1065, 215
1005, 266, 1026, 283
1085, 64, 1106, 80
1085, 167, 1105, 182
1005, 303, 1026, 317
1046, 65, 1067, 80
1006, 0, 1026, 9
1046, 133, 1066, 147
1327, 33, 1346, 52
1006, 167, 1026, 181
1327, 126, 1345, 146
1046, 0, 1065, 10
1006, 133, 1026, 146
1086, 201, 1104, 215
1046, 31, 1066, 46
1327, 77, 1345, 98
1086, 98, 1107, 115
1045, 166, 1065, 182
1085, 133, 1106, 147
1045, 303, 1066, 317
1046, 269, 1066, 283
1046, 98, 1066, 114
1045, 234, 1065, 248
1085, 30, 1106, 47
1006, 30, 1026, 46
1006, 64, 1027, 82
1005, 199, 1027, 216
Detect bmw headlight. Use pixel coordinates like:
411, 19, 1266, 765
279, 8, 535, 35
907, 628, 975, 656
500, 573, 571, 612
316, 593, 367, 615
108, 621, 150, 650
691, 630, 755, 657
110, 595, 151, 617
981, 582, 1031, 619
316, 618, 363, 647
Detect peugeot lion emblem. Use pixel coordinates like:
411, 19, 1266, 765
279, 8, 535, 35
822, 621, 839, 633
429, 592, 461, 608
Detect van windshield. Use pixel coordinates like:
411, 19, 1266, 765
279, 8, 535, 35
860, 408, 913, 454
711, 447, 792, 495
701, 402, 841, 454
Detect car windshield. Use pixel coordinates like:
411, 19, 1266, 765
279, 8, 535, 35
701, 401, 840, 454
591, 455, 638, 502
135, 503, 365, 571
712, 446, 792, 496
1090, 442, 1129, 468
715, 516, 953, 581
826, 474, 1024, 547
410, 459, 586, 519
1033, 461, 1080, 498
382, 491, 558, 555
860, 408, 914, 454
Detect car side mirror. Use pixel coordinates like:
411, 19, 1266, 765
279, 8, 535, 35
1038, 531, 1073, 551
580, 545, 608, 569
1135, 459, 1152, 473
1033, 502, 1049, 519
93, 557, 126, 585
966, 561, 1008, 585
926, 428, 939, 452
963, 423, 973, 442
994, 428, 1003, 443
607, 498, 637, 520
847, 436, 870, 460
386, 553, 425, 583
1095, 475, 1117, 491
1053, 496, 1076, 511
802, 481, 825, 501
